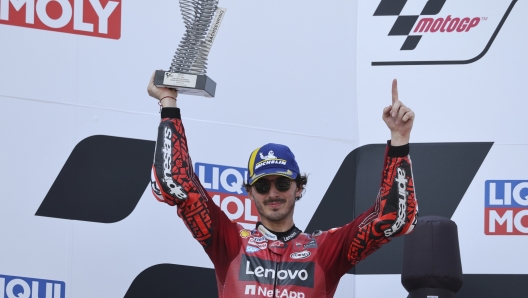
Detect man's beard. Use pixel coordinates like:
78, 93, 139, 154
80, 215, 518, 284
254, 197, 295, 222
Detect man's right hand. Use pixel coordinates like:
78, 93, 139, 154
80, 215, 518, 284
147, 71, 178, 107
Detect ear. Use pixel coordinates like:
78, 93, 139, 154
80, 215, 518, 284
247, 187, 254, 199
294, 184, 303, 198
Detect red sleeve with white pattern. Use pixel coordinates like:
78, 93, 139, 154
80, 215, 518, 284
149, 108, 241, 263
317, 142, 418, 286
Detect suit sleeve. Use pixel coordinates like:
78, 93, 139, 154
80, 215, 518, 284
317, 142, 418, 279
150, 108, 240, 283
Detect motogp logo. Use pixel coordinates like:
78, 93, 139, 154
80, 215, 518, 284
369, 0, 517, 65
374, 0, 482, 51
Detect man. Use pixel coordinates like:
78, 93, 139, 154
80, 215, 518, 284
148, 73, 418, 297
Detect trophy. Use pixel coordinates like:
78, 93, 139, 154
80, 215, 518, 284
154, 0, 226, 98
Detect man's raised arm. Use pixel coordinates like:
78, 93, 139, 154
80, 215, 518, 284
316, 79, 418, 279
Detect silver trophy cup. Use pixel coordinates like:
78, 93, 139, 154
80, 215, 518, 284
154, 0, 226, 98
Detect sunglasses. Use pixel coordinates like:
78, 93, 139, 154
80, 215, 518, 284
253, 177, 293, 194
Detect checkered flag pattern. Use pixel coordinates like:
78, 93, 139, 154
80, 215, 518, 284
374, 0, 447, 50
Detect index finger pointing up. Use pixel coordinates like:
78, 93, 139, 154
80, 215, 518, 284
392, 79, 398, 105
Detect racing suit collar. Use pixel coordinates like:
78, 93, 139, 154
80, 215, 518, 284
256, 222, 302, 243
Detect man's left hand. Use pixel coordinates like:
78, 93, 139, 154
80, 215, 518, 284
382, 79, 415, 146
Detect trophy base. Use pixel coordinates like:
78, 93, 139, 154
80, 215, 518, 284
154, 70, 216, 98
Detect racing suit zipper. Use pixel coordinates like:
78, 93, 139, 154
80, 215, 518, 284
272, 261, 279, 297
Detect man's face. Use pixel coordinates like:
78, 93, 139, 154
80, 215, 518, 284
248, 175, 302, 223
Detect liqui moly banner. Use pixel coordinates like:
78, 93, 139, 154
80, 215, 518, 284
0, 0, 121, 38
195, 162, 260, 229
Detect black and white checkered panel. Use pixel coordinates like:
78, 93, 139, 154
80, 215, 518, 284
374, 0, 447, 50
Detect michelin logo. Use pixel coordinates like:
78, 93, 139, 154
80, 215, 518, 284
260, 151, 278, 160
255, 151, 287, 170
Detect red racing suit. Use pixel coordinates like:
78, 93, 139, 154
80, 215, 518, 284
151, 108, 418, 298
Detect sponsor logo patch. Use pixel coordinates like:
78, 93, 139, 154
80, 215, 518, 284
255, 150, 287, 170
244, 285, 306, 297
384, 166, 408, 237
246, 246, 260, 253
282, 230, 299, 242
269, 241, 286, 248
304, 239, 318, 249
240, 229, 251, 238
248, 238, 268, 250
239, 255, 315, 288
290, 251, 311, 260
258, 225, 278, 240
250, 236, 267, 243
311, 230, 323, 237
162, 127, 188, 200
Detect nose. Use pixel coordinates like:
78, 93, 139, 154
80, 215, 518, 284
268, 183, 281, 198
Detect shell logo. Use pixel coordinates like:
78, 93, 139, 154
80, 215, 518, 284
239, 229, 251, 238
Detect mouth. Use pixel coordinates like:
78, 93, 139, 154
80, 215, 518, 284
266, 200, 285, 209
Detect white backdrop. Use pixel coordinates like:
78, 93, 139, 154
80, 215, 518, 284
1, 0, 527, 297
